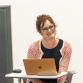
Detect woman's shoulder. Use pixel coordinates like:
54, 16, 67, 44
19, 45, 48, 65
58, 38, 71, 48
61, 39, 72, 54
28, 40, 41, 49
59, 38, 72, 51
63, 40, 72, 48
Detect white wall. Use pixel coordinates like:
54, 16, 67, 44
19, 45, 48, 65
0, 0, 83, 83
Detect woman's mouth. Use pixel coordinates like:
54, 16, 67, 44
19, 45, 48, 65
46, 33, 55, 37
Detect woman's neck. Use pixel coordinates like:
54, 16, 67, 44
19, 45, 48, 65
42, 37, 59, 49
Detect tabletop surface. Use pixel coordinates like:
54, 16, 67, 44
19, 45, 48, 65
5, 72, 67, 79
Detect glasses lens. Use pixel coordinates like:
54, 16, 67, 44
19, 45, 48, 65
41, 25, 54, 31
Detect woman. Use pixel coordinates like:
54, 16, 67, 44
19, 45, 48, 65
26, 14, 72, 83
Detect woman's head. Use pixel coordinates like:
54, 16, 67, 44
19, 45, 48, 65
36, 14, 56, 33
36, 14, 57, 40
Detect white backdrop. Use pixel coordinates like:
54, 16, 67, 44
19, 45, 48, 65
0, 0, 83, 83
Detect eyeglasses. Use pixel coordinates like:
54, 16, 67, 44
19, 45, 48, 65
41, 25, 54, 31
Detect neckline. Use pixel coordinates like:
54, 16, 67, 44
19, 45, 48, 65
41, 39, 60, 50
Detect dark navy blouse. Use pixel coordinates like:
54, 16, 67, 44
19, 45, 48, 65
40, 39, 63, 83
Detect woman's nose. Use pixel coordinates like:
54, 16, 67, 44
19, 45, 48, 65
48, 28, 51, 32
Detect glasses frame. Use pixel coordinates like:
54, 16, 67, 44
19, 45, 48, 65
41, 25, 55, 32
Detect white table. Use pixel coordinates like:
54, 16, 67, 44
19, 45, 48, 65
5, 72, 67, 83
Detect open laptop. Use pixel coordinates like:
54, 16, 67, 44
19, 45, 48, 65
23, 58, 58, 76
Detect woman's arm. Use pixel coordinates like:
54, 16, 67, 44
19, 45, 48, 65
27, 42, 41, 59
57, 42, 72, 83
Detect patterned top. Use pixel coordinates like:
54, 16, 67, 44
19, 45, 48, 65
27, 39, 72, 83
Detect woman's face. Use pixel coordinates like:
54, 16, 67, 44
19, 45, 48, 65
40, 20, 56, 40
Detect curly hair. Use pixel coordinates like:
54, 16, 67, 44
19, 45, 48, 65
36, 14, 56, 33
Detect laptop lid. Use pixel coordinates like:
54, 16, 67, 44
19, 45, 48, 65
23, 58, 57, 76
